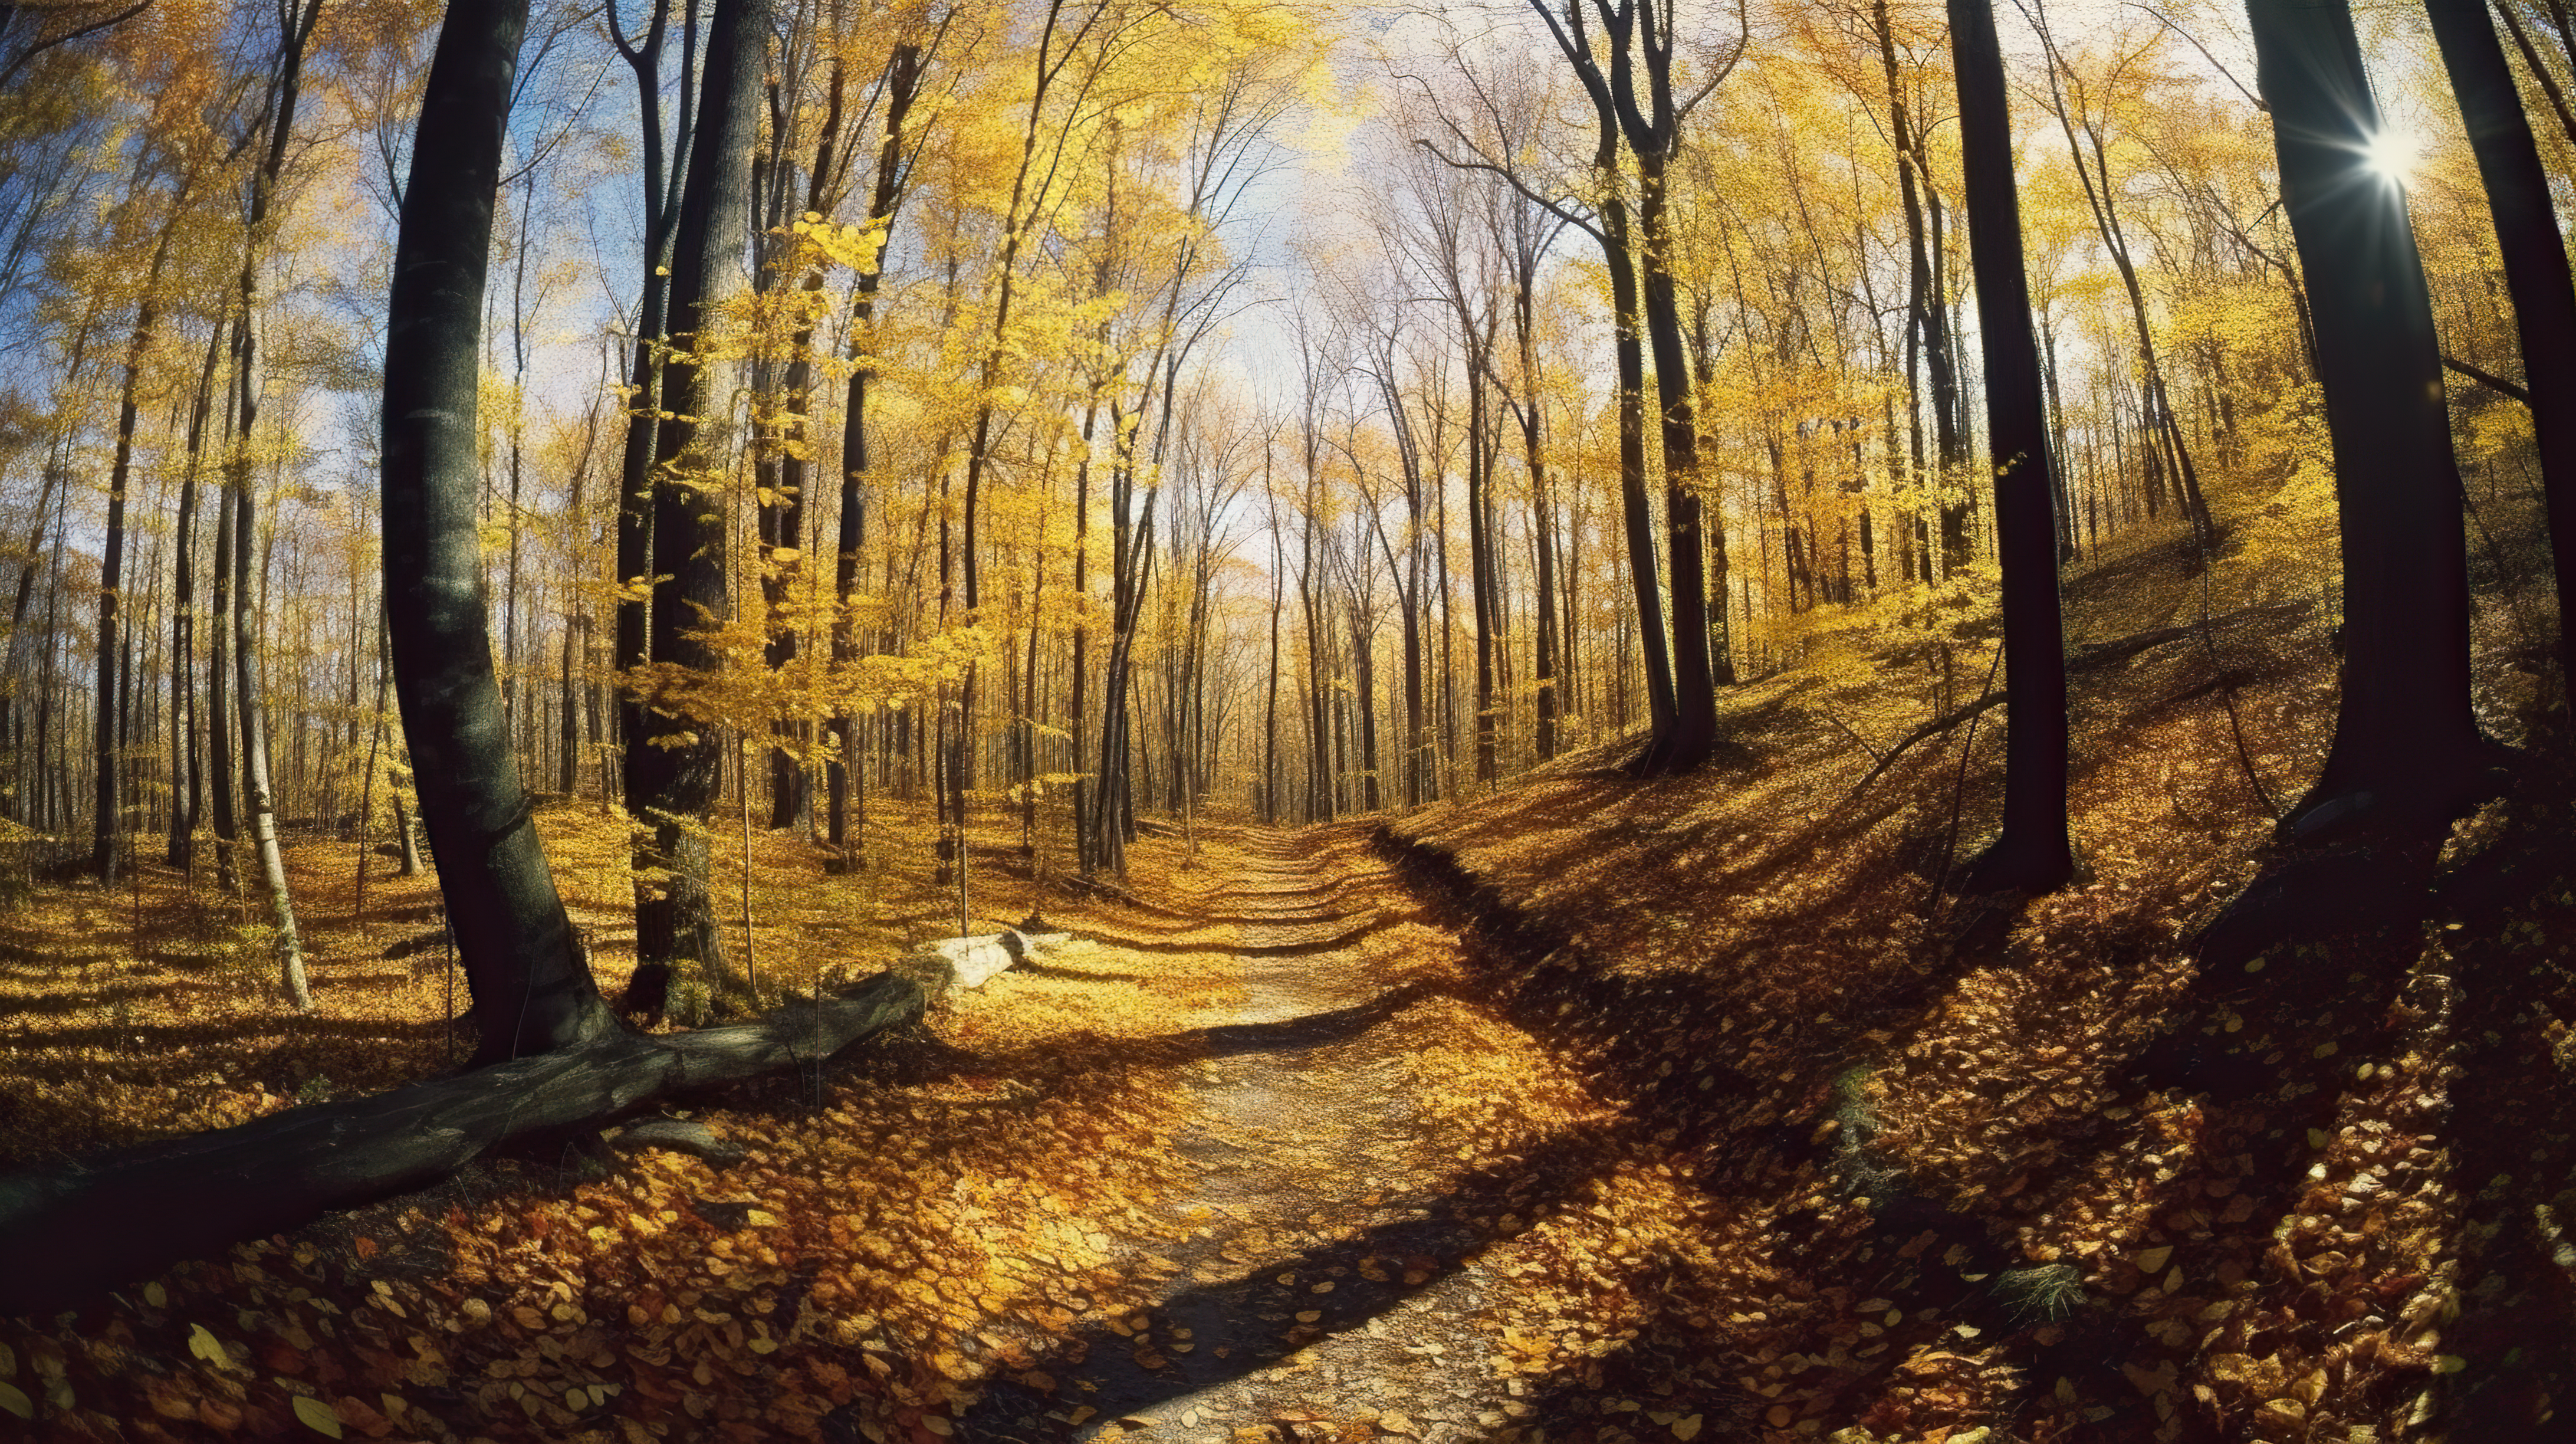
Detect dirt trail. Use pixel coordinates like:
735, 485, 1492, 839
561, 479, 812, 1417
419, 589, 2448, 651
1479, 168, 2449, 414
960, 832, 1555, 1443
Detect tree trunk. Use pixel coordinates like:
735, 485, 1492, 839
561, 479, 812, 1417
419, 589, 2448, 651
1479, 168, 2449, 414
611, 0, 698, 832
2249, 0, 2488, 838
221, 0, 320, 985
2426, 0, 2576, 700
95, 254, 169, 882
630, 0, 765, 1014
1631, 146, 1719, 772
382, 0, 622, 1065
829, 41, 921, 856
1949, 0, 2072, 894
209, 390, 239, 893
166, 325, 222, 870
236, 441, 308, 1010
1875, 0, 1967, 571
1263, 518, 1281, 821
1597, 188, 1678, 754
1466, 339, 1499, 786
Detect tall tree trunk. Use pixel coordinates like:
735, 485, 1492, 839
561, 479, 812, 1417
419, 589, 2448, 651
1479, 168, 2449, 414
630, 0, 765, 1014
1263, 518, 1281, 822
1351, 608, 1380, 810
2426, 0, 2576, 700
1529, 0, 1680, 755
1950, 0, 2072, 894
167, 324, 219, 869
1632, 146, 1719, 772
235, 444, 307, 1008
760, 55, 853, 832
223, 0, 321, 999
1069, 399, 1098, 868
829, 41, 922, 855
611, 0, 698, 829
209, 471, 238, 892
1875, 0, 1967, 570
96, 235, 173, 882
1466, 339, 1499, 786
2249, 0, 2488, 838
1092, 496, 1155, 877
1598, 188, 1677, 754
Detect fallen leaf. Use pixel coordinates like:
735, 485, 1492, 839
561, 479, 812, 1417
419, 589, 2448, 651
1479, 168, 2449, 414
292, 1394, 345, 1438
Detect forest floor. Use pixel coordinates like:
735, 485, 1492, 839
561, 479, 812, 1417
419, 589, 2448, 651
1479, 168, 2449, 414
4, 503, 2576, 1444
0, 803, 1701, 1444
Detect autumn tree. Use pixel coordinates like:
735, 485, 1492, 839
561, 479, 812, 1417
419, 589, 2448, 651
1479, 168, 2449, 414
627, 0, 767, 1015
383, 0, 618, 1063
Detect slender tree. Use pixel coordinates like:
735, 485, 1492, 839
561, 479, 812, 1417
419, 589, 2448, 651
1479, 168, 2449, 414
830, 37, 929, 854
228, 0, 324, 1010
1949, 0, 2071, 893
1516, 0, 1681, 761
609, 0, 699, 824
94, 169, 188, 883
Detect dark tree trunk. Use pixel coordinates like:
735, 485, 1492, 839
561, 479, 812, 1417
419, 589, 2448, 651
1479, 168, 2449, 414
2249, 0, 2487, 838
167, 324, 222, 870
1466, 338, 1500, 786
630, 0, 765, 1012
2426, 0, 2576, 700
1526, 1, 1677, 756
610, 0, 698, 833
380, 0, 618, 1065
209, 356, 239, 893
1875, 0, 1967, 572
1949, 0, 2072, 894
1263, 520, 1281, 821
96, 248, 170, 883
1093, 496, 1154, 876
759, 54, 855, 833
1631, 146, 1719, 772
828, 41, 922, 855
1351, 607, 1381, 811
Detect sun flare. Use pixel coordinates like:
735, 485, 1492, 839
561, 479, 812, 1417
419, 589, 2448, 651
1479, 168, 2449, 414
2361, 127, 2423, 186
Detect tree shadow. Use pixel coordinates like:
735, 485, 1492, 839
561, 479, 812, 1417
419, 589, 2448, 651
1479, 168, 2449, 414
1079, 915, 1411, 959
1187, 983, 1441, 1059
807, 984, 1456, 1101
932, 1128, 1615, 1443
1014, 959, 1155, 986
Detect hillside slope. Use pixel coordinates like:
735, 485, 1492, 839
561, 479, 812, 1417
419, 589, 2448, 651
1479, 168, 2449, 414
1378, 505, 2576, 1442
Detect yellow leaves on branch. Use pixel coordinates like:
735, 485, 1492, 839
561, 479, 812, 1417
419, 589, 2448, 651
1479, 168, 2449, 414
795, 214, 893, 278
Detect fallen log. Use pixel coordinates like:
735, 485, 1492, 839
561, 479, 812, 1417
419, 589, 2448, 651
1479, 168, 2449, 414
0, 972, 926, 1319
913, 928, 1074, 989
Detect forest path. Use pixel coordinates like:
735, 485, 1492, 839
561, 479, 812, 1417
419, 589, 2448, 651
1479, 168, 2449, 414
960, 828, 1569, 1443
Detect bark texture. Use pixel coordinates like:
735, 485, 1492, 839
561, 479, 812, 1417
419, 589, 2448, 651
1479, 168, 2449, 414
382, 0, 620, 1064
